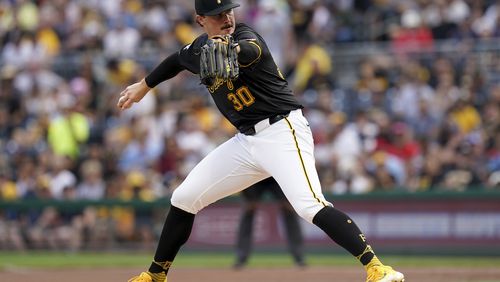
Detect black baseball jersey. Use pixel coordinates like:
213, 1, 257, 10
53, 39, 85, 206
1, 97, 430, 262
178, 23, 302, 133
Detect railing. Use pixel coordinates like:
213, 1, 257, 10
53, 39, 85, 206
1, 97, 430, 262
3, 38, 500, 86
2, 189, 500, 210
327, 38, 500, 88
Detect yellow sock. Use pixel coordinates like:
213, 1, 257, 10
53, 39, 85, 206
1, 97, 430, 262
365, 255, 383, 270
146, 271, 166, 282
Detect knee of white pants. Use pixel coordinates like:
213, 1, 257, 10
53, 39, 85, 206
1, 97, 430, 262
295, 202, 332, 223
170, 188, 201, 214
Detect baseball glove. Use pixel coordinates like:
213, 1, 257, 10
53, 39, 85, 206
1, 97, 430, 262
200, 35, 239, 86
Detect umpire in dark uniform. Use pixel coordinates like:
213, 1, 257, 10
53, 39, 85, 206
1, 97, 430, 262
234, 177, 306, 269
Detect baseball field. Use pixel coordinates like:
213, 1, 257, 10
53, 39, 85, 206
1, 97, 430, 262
1, 252, 499, 282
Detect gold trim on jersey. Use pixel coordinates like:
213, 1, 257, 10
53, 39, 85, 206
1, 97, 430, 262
277, 67, 285, 80
239, 40, 262, 68
284, 118, 327, 207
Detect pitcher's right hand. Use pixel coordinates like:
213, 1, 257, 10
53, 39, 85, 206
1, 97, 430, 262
117, 78, 151, 110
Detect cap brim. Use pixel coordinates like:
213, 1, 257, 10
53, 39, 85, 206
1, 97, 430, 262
203, 3, 240, 16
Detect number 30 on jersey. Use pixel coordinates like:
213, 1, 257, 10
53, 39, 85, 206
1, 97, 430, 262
227, 86, 255, 111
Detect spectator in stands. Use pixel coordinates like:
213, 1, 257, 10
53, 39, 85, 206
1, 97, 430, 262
253, 0, 293, 70
103, 18, 141, 58
292, 36, 332, 93
390, 8, 434, 56
14, 155, 37, 199
48, 155, 77, 200
76, 159, 106, 201
47, 93, 90, 160
0, 168, 16, 201
448, 97, 482, 134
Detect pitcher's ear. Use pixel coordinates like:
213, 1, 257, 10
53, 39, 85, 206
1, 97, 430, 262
196, 15, 204, 27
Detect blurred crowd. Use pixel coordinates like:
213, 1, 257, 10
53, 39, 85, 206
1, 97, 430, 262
1, 0, 500, 250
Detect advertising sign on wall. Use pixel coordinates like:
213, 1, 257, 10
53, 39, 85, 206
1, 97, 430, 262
187, 195, 500, 254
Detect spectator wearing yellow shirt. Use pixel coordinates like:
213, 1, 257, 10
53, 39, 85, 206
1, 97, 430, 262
0, 171, 17, 201
449, 98, 481, 134
293, 37, 332, 92
37, 22, 61, 57
47, 98, 89, 159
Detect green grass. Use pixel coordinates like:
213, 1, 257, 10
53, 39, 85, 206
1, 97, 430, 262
1, 251, 499, 269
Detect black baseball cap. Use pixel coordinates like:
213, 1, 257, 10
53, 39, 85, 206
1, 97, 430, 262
195, 0, 240, 16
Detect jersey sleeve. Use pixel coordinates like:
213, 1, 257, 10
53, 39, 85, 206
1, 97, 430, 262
178, 34, 207, 74
233, 24, 264, 67
144, 52, 184, 88
144, 35, 207, 87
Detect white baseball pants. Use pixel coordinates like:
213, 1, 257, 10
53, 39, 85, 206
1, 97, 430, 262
171, 109, 332, 223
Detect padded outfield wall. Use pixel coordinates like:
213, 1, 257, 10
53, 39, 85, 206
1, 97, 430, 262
186, 191, 500, 255
1, 191, 500, 255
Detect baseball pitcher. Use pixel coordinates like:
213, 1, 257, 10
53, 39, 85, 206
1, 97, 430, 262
118, 1, 404, 281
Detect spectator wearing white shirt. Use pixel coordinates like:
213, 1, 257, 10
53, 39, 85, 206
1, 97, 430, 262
103, 19, 140, 58
77, 159, 106, 200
